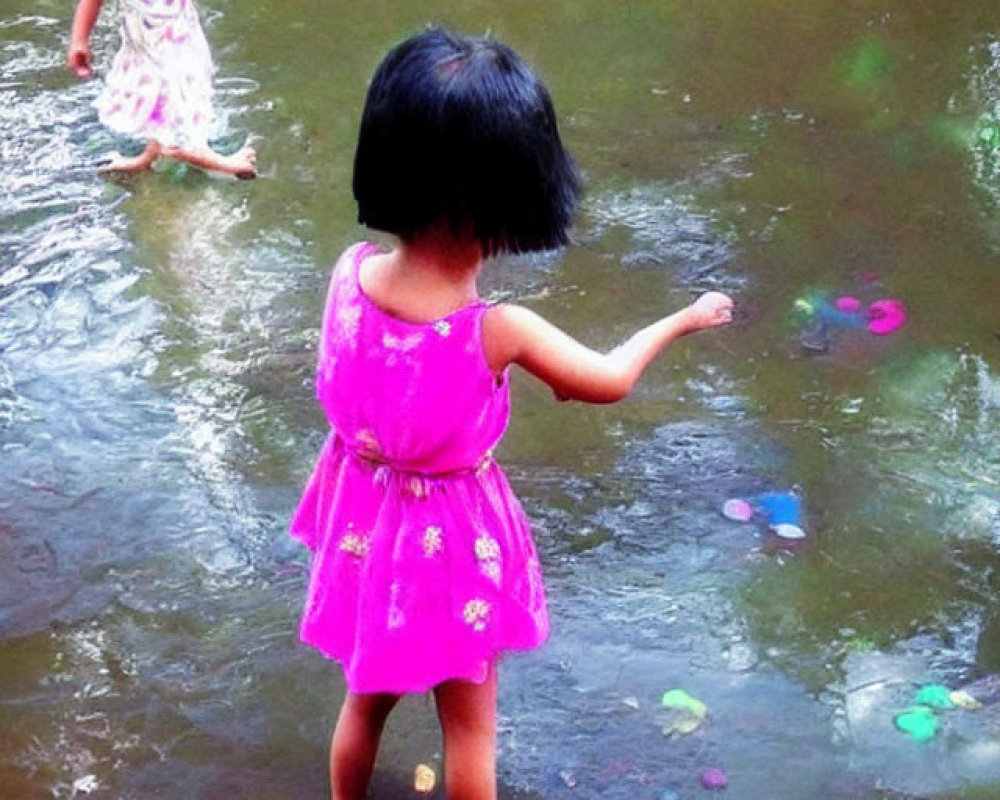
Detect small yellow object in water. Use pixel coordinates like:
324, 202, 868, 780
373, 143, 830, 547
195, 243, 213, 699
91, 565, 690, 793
949, 690, 982, 710
414, 763, 436, 794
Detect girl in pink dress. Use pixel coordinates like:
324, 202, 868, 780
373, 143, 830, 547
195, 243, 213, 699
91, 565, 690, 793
292, 27, 733, 800
68, 0, 256, 177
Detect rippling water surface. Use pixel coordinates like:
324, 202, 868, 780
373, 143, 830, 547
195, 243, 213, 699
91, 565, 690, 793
2, 2, 999, 798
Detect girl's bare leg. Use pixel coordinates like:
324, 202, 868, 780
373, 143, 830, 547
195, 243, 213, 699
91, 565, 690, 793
98, 140, 161, 174
161, 142, 258, 179
330, 691, 400, 800
434, 666, 498, 800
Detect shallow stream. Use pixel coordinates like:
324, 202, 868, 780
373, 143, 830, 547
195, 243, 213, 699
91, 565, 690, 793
2, 2, 999, 798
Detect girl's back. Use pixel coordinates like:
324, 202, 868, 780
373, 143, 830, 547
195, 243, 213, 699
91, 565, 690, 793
319, 241, 508, 476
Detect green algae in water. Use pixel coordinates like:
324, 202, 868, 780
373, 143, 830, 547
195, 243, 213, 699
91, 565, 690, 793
847, 39, 890, 88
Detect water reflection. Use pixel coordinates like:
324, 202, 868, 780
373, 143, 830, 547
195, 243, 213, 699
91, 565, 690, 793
2, 2, 1000, 799
965, 38, 1000, 207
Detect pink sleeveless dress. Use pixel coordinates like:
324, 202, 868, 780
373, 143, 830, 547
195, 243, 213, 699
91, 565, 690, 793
290, 243, 549, 694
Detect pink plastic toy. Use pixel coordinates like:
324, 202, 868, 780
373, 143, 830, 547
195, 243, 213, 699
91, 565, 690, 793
722, 498, 755, 522
701, 768, 729, 790
867, 298, 907, 335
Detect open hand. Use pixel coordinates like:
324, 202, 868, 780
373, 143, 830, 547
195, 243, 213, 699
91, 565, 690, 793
68, 42, 93, 79
687, 291, 734, 330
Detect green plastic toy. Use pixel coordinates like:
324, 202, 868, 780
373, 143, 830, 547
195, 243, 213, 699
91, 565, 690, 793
661, 689, 707, 717
894, 707, 939, 741
915, 684, 954, 709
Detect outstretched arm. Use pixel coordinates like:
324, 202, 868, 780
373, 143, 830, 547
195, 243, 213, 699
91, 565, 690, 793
483, 292, 733, 404
68, 0, 103, 78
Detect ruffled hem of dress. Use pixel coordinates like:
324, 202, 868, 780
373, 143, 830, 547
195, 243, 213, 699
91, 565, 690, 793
300, 626, 549, 695
288, 525, 316, 552
95, 102, 213, 148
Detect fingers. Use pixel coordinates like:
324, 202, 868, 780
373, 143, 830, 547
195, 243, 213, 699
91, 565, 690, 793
713, 303, 733, 324
703, 291, 733, 308
68, 48, 93, 78
690, 291, 734, 328
715, 293, 734, 323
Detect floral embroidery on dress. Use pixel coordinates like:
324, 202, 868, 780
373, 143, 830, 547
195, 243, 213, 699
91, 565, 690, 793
355, 428, 383, 460
382, 331, 425, 367
335, 304, 362, 348
382, 331, 425, 351
423, 525, 443, 557
433, 320, 451, 337
475, 534, 502, 585
463, 599, 490, 632
475, 450, 493, 476
474, 535, 500, 561
407, 475, 430, 500
339, 526, 370, 558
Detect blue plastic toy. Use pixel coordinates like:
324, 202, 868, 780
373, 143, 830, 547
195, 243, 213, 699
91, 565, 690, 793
755, 492, 802, 526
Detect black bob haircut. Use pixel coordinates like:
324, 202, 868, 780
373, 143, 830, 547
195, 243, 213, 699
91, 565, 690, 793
352, 27, 581, 257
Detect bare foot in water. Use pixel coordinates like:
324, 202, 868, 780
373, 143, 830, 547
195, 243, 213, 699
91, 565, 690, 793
163, 143, 258, 179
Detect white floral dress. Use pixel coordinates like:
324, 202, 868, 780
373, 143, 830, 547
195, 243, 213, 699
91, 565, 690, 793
95, 0, 215, 148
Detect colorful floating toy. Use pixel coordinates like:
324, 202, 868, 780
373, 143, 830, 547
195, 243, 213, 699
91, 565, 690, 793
722, 491, 807, 539
770, 523, 807, 540
867, 298, 907, 335
756, 492, 801, 525
661, 688, 707, 717
834, 296, 862, 313
792, 286, 907, 343
721, 498, 755, 522
894, 706, 938, 741
700, 768, 729, 790
660, 686, 708, 737
915, 684, 954, 709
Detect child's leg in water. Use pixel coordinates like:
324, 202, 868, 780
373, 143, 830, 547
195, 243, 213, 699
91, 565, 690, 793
98, 140, 257, 178
98, 140, 162, 174
330, 691, 400, 800
161, 142, 258, 179
434, 666, 498, 800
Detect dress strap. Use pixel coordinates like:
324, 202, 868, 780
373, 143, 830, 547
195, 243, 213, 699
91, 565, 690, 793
351, 241, 381, 274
